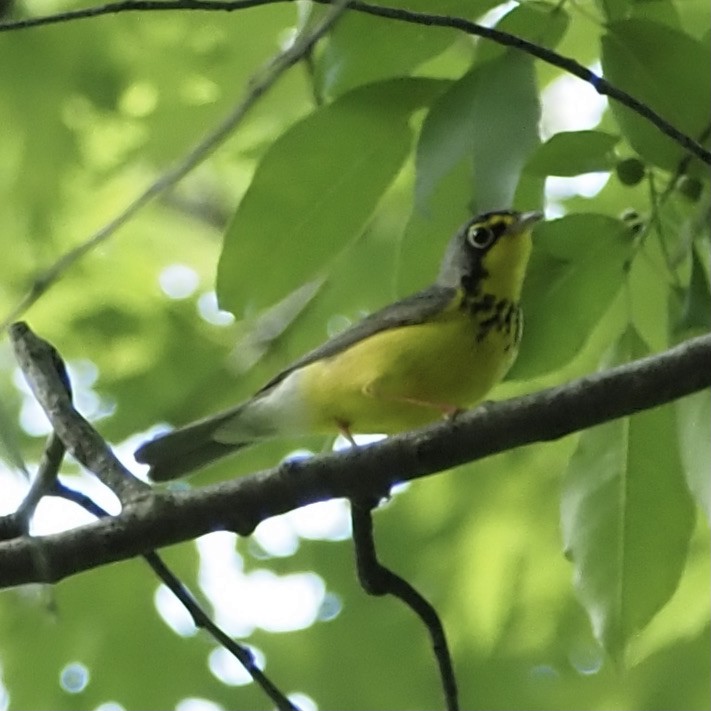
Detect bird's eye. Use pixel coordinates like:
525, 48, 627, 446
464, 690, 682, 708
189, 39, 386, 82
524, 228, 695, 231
467, 225, 495, 249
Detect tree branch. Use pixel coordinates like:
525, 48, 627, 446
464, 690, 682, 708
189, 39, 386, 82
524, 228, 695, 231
351, 497, 458, 711
53, 482, 299, 711
0, 434, 65, 541
2, 0, 709, 166
10, 322, 148, 505
6, 325, 301, 709
1, 325, 709, 589
0, 0, 351, 332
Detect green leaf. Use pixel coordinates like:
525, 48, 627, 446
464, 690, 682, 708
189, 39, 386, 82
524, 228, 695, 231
217, 78, 445, 314
398, 161, 475, 295
315, 0, 507, 98
678, 0, 711, 39
675, 391, 711, 521
629, 0, 682, 29
674, 248, 711, 336
670, 248, 711, 519
525, 130, 619, 176
561, 328, 696, 661
401, 49, 541, 296
0, 384, 27, 475
415, 49, 540, 214
229, 277, 324, 372
315, 0, 480, 98
595, 0, 632, 22
509, 213, 635, 379
476, 1, 570, 65
601, 19, 711, 172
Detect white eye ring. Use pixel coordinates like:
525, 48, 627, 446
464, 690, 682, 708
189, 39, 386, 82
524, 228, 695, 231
467, 225, 495, 249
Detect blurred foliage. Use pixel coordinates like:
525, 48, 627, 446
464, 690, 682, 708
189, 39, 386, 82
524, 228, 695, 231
0, 0, 709, 710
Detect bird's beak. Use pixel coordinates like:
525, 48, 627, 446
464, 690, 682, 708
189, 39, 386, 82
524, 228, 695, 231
514, 210, 544, 232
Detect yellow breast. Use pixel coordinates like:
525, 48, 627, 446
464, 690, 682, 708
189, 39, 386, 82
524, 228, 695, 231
298, 290, 520, 435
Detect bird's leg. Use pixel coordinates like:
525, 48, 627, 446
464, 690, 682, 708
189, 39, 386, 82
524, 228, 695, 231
335, 419, 358, 447
444, 405, 466, 421
335, 418, 392, 504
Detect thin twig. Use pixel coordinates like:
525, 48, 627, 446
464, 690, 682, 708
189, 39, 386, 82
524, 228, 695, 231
0, 434, 65, 541
655, 123, 711, 224
15, 434, 66, 530
625, 121, 711, 280
1, 0, 708, 165
0, 0, 270, 30
351, 496, 459, 711
52, 482, 299, 711
0, 0, 351, 332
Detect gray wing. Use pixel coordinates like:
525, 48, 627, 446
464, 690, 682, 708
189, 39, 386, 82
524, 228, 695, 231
135, 284, 456, 480
255, 284, 457, 394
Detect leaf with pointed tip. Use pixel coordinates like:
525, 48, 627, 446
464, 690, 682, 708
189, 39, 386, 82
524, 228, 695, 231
217, 78, 446, 315
414, 49, 540, 216
561, 328, 696, 661
602, 19, 711, 172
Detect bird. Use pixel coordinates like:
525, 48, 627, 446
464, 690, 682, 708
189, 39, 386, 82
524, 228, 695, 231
135, 209, 542, 481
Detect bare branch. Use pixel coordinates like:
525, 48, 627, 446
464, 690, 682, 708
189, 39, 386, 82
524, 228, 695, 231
1, 328, 709, 589
0, 0, 351, 332
9, 322, 148, 504
351, 497, 459, 711
0, 0, 268, 31
54, 483, 299, 711
1, 0, 708, 166
0, 433, 65, 541
15, 435, 65, 529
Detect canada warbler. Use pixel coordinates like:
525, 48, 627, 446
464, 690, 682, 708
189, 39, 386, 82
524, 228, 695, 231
136, 209, 542, 481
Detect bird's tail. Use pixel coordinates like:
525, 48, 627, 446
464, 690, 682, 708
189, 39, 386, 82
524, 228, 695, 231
135, 408, 250, 481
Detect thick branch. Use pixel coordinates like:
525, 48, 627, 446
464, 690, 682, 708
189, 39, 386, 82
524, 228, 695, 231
1, 331, 709, 589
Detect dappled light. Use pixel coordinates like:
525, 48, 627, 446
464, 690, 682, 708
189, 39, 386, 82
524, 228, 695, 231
59, 662, 90, 695
0, 0, 708, 709
197, 292, 235, 327
195, 532, 328, 635
159, 264, 201, 300
541, 67, 608, 136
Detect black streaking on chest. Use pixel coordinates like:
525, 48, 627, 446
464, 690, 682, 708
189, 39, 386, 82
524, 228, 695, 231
462, 292, 523, 349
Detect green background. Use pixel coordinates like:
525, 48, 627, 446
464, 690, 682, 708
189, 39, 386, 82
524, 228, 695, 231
0, 0, 709, 709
